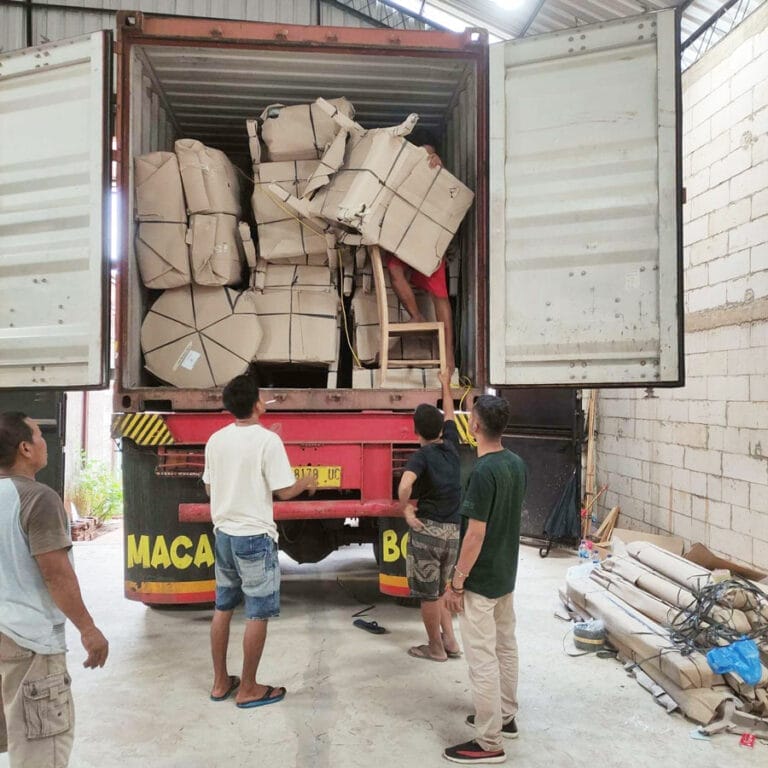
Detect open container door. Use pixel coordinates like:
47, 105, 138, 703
488, 9, 682, 387
0, 31, 112, 389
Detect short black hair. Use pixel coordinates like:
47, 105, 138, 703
0, 411, 33, 468
222, 375, 260, 419
413, 403, 444, 441
473, 395, 510, 440
409, 126, 441, 152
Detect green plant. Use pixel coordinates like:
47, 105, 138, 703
70, 453, 123, 524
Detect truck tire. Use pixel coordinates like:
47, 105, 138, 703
278, 520, 335, 564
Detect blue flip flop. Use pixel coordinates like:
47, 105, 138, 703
236, 685, 286, 709
210, 675, 240, 702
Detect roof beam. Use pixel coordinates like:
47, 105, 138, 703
321, 0, 445, 30
519, 0, 549, 36
681, 0, 742, 50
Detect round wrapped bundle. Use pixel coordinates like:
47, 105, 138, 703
141, 285, 261, 388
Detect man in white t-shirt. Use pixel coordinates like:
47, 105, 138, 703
202, 375, 315, 709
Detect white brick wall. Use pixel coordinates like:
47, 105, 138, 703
593, 6, 768, 570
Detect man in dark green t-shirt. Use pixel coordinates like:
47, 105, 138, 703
443, 395, 526, 765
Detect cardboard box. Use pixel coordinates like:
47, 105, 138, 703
260, 263, 334, 292
611, 528, 685, 555
252, 160, 321, 224
175, 139, 241, 216
135, 222, 191, 289
141, 285, 262, 388
252, 161, 335, 260
259, 97, 354, 162
352, 367, 440, 389
251, 288, 339, 365
684, 543, 767, 581
254, 219, 333, 262
187, 214, 244, 287
300, 103, 474, 276
134, 152, 187, 222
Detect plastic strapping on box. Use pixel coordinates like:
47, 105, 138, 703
389, 165, 444, 256
307, 104, 321, 157
318, 162, 459, 258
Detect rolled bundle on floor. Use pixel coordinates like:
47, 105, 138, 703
626, 542, 712, 592
603, 556, 752, 633
566, 573, 720, 690
623, 649, 737, 725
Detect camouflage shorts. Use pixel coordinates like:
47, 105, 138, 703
406, 519, 460, 601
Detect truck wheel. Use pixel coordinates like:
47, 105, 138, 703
278, 521, 335, 563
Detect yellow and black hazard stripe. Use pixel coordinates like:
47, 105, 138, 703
112, 413, 175, 446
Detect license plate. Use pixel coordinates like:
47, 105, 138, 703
293, 465, 342, 488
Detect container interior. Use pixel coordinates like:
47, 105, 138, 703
123, 41, 479, 391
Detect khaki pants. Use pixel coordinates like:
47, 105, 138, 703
458, 591, 519, 752
0, 632, 74, 768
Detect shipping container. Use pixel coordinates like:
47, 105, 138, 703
0, 8, 683, 603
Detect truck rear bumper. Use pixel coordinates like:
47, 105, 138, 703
179, 500, 402, 523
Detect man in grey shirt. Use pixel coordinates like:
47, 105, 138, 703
0, 411, 109, 767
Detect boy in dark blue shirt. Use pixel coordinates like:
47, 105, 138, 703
398, 369, 462, 662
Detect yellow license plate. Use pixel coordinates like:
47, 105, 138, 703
293, 465, 342, 488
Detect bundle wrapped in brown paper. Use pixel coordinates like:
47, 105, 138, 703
141, 285, 262, 388
258, 97, 355, 162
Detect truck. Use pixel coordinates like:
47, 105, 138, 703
0, 7, 683, 604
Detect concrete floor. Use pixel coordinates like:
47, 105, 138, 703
1, 525, 763, 768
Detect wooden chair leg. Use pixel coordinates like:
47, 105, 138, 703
436, 322, 446, 373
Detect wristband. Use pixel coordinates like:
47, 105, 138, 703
453, 565, 468, 579
450, 583, 464, 594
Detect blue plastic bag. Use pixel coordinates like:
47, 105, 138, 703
706, 637, 762, 685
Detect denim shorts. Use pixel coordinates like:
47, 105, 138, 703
214, 531, 280, 620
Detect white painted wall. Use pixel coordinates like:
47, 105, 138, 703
594, 4, 768, 570
64, 388, 120, 512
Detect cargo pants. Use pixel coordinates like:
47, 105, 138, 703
0, 632, 74, 768
458, 591, 519, 752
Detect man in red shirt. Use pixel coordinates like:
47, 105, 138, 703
385, 132, 455, 375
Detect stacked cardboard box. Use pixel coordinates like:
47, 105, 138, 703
276, 98, 474, 278
141, 284, 262, 388
134, 152, 190, 288
250, 99, 473, 389
250, 261, 339, 365
251, 160, 335, 262
175, 139, 244, 287
245, 100, 357, 370
252, 98, 355, 163
136, 142, 255, 386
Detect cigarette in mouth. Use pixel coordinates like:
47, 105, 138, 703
265, 399, 277, 405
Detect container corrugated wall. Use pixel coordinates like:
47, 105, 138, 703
0, 4, 26, 51
0, 0, 385, 53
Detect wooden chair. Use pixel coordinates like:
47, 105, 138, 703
369, 246, 446, 387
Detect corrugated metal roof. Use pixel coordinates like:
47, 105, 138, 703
404, 0, 767, 66
0, 0, 765, 68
